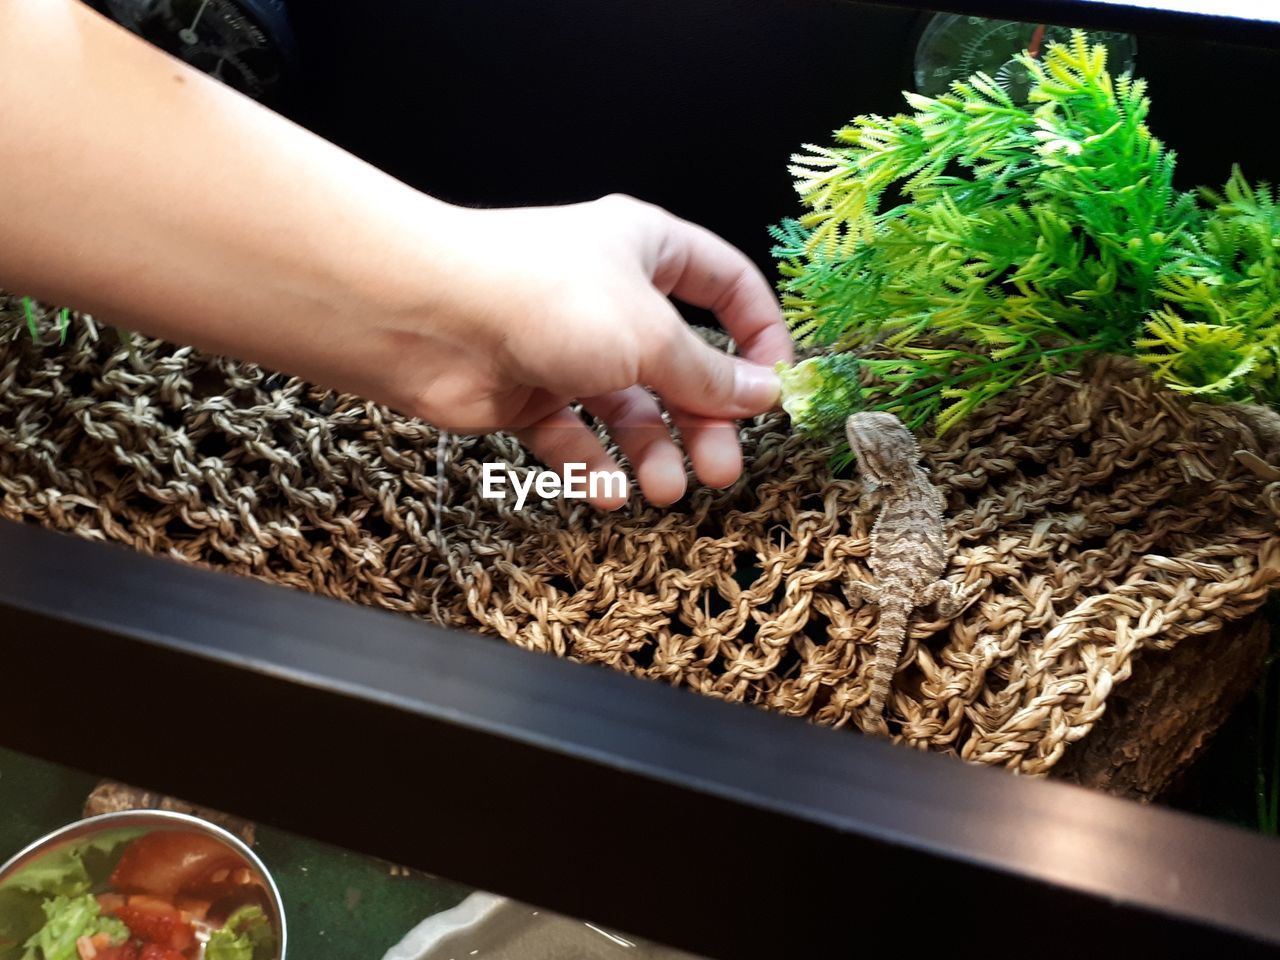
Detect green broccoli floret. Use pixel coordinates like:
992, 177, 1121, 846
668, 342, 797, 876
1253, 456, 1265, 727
777, 354, 864, 438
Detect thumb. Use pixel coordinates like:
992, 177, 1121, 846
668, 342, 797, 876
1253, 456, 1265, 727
641, 312, 781, 419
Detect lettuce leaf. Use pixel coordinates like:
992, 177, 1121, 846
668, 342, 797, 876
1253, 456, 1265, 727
205, 905, 274, 960
0, 829, 144, 960
0, 889, 45, 960
2, 829, 145, 900
18, 894, 127, 960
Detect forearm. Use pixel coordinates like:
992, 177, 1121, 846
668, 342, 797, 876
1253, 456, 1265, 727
0, 0, 461, 409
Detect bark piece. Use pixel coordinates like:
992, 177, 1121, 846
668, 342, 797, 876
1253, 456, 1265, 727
84, 780, 257, 846
1052, 615, 1270, 801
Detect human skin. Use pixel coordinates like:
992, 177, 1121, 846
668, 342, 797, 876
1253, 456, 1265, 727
0, 0, 793, 509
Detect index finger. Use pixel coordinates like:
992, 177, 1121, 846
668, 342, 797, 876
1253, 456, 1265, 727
648, 212, 795, 368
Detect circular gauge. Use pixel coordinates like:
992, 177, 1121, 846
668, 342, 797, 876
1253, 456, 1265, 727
98, 0, 297, 103
913, 14, 1136, 100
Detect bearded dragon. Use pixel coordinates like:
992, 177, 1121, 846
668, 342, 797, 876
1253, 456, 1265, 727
844, 412, 976, 735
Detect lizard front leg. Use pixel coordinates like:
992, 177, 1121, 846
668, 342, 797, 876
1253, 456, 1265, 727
919, 578, 981, 617
845, 577, 882, 606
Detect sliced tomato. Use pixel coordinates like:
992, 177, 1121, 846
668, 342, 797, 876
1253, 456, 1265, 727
96, 893, 127, 915
115, 899, 194, 951
94, 945, 140, 960
137, 946, 185, 960
111, 832, 241, 900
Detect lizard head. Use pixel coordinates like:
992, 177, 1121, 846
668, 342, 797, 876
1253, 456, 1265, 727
845, 412, 922, 486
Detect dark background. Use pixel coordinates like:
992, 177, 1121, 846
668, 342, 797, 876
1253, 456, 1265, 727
274, 0, 1280, 278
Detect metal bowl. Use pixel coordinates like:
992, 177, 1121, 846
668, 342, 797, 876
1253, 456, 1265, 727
0, 810, 287, 959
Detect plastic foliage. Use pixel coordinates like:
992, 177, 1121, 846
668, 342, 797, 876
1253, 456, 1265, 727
771, 31, 1280, 442
21, 298, 70, 346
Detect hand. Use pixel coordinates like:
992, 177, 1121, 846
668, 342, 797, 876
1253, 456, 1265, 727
370, 195, 794, 509
0, 4, 791, 511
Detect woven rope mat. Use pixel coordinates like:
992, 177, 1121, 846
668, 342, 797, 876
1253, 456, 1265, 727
4, 295, 1280, 774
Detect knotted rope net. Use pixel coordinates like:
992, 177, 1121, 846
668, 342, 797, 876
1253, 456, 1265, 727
4, 296, 1280, 774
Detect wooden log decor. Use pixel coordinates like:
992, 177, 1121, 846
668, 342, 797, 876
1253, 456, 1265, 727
1053, 616, 1271, 801
4, 296, 1280, 794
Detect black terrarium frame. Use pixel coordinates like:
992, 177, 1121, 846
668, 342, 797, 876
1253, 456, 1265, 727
5, 519, 1280, 959
6, 1, 1280, 958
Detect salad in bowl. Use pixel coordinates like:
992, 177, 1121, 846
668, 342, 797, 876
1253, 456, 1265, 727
0, 812, 285, 960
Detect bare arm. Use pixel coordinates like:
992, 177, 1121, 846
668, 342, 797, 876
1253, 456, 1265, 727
0, 0, 792, 508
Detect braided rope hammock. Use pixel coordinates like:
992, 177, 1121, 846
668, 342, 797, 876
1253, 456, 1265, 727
4, 296, 1279, 776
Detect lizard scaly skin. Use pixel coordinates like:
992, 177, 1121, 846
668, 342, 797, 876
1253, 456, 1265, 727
845, 412, 975, 735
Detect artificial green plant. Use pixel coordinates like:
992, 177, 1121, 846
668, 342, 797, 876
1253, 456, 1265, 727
772, 31, 1280, 442
22, 297, 70, 345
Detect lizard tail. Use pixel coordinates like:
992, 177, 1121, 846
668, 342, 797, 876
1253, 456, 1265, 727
866, 599, 909, 728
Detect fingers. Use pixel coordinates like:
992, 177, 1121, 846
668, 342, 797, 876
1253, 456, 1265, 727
582, 387, 686, 505
514, 407, 630, 510
645, 207, 795, 368
638, 307, 782, 421
667, 408, 742, 490
514, 391, 746, 510
597, 199, 793, 422
581, 389, 743, 499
